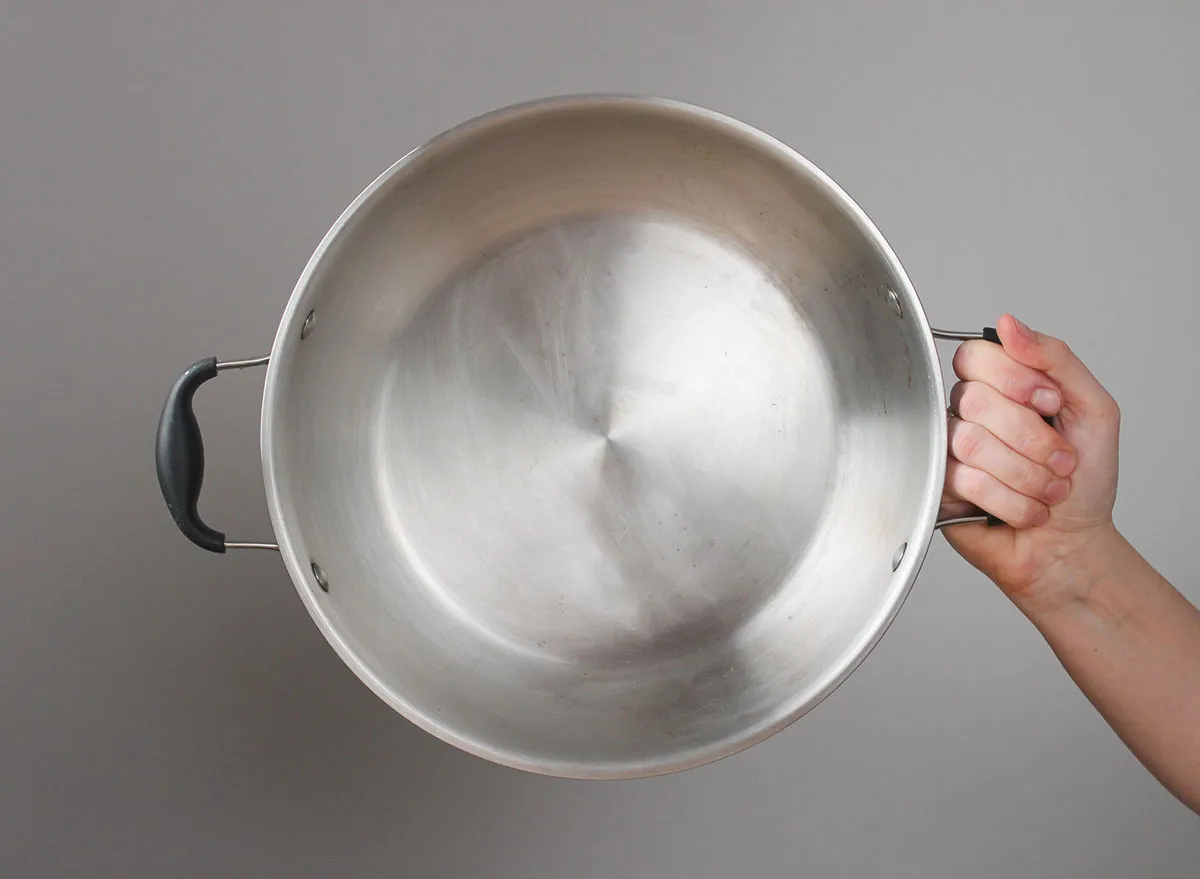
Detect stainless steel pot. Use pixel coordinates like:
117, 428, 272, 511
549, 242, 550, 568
156, 95, 1001, 779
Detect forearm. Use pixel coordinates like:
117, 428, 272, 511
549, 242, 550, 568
1019, 530, 1200, 812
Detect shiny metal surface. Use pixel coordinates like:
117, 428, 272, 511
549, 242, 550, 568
931, 328, 988, 341
259, 96, 948, 778
216, 355, 271, 371
211, 355, 280, 550
934, 515, 991, 529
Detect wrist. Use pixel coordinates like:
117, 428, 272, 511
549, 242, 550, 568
1015, 522, 1136, 626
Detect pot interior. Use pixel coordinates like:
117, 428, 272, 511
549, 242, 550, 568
263, 97, 944, 777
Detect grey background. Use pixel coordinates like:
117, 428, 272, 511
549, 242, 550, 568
1, 0, 1196, 876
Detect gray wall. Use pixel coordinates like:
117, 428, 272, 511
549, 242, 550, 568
2, 1, 1197, 876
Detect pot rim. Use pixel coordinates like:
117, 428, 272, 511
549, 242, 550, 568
257, 93, 948, 779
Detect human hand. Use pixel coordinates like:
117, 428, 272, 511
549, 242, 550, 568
940, 314, 1123, 616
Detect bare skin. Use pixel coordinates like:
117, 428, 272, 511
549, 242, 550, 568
941, 313, 1200, 813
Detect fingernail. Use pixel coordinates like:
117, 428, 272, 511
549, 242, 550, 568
1044, 479, 1071, 504
1030, 388, 1062, 415
1048, 449, 1077, 477
1012, 316, 1034, 339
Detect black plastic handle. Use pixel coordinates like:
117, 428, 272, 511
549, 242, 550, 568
981, 326, 1055, 526
155, 357, 226, 552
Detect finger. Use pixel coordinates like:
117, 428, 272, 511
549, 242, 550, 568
938, 497, 977, 520
948, 417, 1071, 504
945, 458, 1050, 529
951, 380, 1078, 477
952, 340, 1063, 417
992, 314, 1118, 420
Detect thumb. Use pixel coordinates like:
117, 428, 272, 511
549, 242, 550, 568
993, 314, 1112, 417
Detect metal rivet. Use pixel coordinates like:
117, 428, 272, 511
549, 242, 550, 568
300, 310, 316, 340
886, 288, 903, 318
891, 542, 907, 572
311, 560, 329, 592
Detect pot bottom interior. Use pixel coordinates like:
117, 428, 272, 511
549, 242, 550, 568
267, 100, 942, 775
376, 212, 839, 668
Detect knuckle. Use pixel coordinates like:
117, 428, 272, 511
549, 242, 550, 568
959, 465, 990, 502
1016, 459, 1045, 496
1015, 499, 1050, 529
1102, 393, 1121, 424
951, 344, 970, 377
951, 421, 985, 463
957, 384, 987, 421
1017, 434, 1043, 460
1017, 420, 1057, 460
1045, 337, 1071, 360
1001, 370, 1026, 400
951, 340, 984, 379
1081, 390, 1120, 426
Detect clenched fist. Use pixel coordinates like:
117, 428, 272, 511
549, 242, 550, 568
940, 314, 1122, 616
